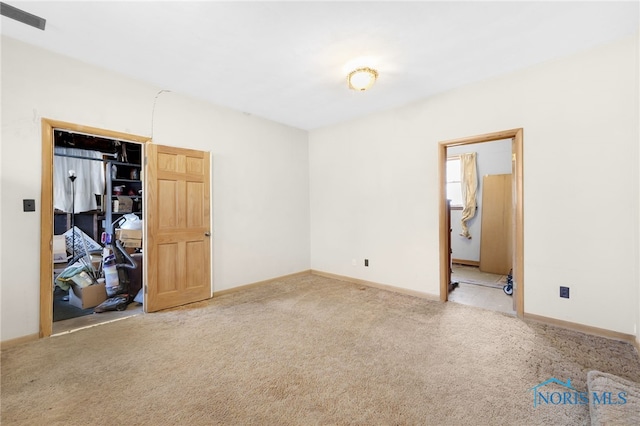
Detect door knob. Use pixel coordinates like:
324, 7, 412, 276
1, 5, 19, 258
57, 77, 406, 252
204, 231, 211, 237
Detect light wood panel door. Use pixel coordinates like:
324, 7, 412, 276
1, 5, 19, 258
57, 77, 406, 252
480, 174, 512, 275
146, 144, 211, 312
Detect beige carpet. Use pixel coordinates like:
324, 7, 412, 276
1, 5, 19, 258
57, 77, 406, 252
587, 370, 640, 426
2, 274, 639, 425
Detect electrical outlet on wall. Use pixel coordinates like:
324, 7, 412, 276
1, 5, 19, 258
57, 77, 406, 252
560, 286, 570, 299
364, 259, 369, 267
23, 199, 35, 212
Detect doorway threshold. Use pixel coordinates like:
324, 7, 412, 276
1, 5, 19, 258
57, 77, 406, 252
52, 304, 143, 336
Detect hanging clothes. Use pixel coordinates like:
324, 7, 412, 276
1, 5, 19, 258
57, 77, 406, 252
54, 147, 105, 213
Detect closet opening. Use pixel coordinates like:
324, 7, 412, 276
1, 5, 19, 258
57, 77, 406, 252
40, 119, 151, 338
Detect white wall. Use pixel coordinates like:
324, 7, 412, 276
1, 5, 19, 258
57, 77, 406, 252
2, 33, 638, 342
0, 37, 310, 341
151, 93, 310, 289
448, 139, 512, 262
310, 35, 639, 334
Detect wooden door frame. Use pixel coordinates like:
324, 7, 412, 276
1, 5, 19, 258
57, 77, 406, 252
39, 118, 150, 338
438, 128, 524, 317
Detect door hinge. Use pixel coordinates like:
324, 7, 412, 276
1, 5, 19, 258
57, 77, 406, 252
144, 156, 148, 166
144, 285, 147, 294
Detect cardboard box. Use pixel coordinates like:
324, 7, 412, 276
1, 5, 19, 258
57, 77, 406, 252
69, 282, 107, 309
121, 240, 142, 248
123, 247, 137, 255
115, 228, 142, 248
53, 235, 67, 263
114, 196, 133, 213
115, 229, 142, 240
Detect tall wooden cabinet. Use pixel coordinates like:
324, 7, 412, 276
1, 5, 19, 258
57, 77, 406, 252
479, 174, 513, 275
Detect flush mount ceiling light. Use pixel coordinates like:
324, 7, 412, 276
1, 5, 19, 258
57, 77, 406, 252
347, 67, 378, 91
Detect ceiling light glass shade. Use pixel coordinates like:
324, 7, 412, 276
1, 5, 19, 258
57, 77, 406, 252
347, 67, 378, 91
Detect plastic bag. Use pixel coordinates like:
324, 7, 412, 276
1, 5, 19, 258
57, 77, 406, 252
119, 213, 142, 230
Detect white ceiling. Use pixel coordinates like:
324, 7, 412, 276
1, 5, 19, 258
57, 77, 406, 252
2, 1, 638, 130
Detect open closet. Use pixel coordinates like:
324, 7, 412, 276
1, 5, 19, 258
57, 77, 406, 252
52, 129, 144, 333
